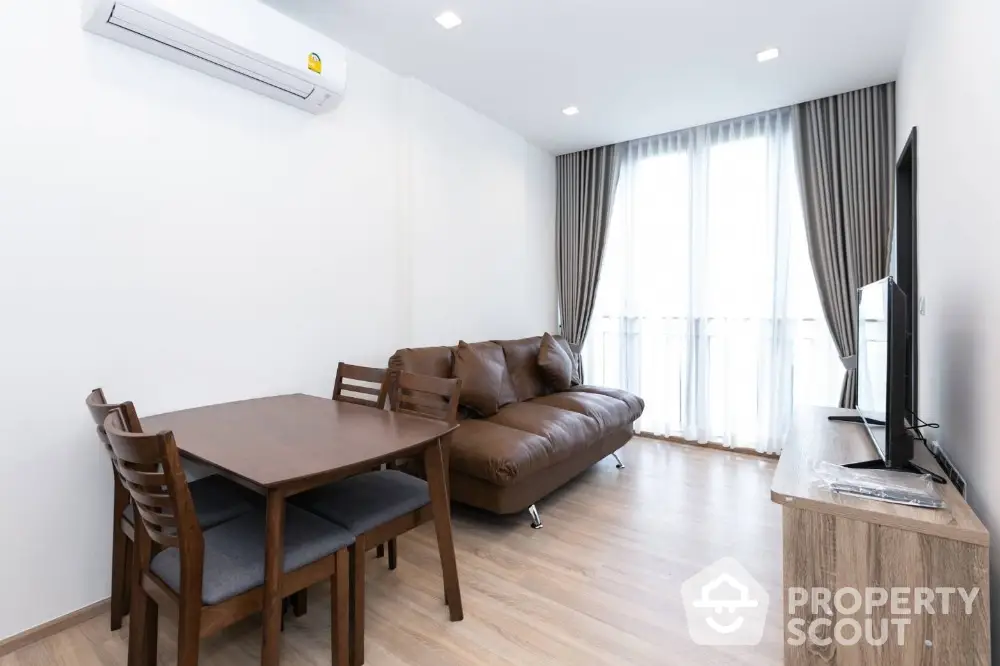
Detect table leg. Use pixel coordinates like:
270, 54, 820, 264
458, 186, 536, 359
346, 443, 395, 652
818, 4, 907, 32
262, 488, 286, 666
423, 438, 463, 621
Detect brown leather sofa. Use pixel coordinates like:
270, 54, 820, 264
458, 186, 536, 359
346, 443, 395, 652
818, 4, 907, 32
389, 335, 644, 527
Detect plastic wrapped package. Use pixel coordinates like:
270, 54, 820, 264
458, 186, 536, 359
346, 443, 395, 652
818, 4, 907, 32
813, 461, 946, 509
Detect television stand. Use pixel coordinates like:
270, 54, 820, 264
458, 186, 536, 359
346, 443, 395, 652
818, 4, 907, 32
827, 414, 885, 426
843, 458, 948, 483
772, 407, 990, 665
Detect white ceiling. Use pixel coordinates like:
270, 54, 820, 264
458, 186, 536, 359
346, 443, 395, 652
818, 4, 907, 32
272, 0, 916, 154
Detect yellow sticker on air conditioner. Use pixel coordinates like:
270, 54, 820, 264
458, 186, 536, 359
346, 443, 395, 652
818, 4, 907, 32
308, 53, 322, 74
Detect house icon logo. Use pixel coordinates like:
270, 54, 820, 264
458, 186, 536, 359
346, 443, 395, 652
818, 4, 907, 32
681, 557, 770, 646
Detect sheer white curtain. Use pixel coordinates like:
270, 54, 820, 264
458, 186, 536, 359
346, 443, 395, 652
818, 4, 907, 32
584, 109, 842, 454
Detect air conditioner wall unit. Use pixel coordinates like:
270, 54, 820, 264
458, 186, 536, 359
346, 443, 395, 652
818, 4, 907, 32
83, 0, 346, 113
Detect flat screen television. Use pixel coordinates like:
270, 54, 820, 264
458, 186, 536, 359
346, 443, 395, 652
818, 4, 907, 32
835, 277, 944, 481
894, 128, 919, 424
854, 277, 912, 468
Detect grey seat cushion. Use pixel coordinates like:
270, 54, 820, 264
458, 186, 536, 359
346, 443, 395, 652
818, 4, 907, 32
150, 506, 354, 606
124, 474, 255, 530
291, 470, 430, 535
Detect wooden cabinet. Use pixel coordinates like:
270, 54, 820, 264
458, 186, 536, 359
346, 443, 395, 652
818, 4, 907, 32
772, 408, 990, 665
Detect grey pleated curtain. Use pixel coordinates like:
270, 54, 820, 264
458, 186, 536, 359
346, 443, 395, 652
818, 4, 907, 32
793, 83, 896, 407
556, 145, 623, 360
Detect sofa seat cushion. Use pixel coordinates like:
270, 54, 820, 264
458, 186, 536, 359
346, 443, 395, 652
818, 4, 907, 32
449, 420, 554, 486
569, 386, 645, 422
529, 391, 634, 431
487, 402, 601, 466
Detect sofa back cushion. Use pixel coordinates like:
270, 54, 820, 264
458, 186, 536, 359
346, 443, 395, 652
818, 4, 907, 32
552, 334, 583, 386
538, 332, 574, 391
453, 341, 518, 417
388, 346, 454, 378
495, 336, 549, 402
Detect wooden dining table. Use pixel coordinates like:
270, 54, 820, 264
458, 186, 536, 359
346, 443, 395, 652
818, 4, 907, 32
141, 393, 464, 666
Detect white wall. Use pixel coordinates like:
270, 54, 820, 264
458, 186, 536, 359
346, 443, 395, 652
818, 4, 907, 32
896, 0, 1000, 654
0, 0, 555, 641
401, 78, 557, 345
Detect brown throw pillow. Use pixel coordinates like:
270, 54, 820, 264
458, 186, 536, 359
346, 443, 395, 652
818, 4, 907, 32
452, 341, 517, 417
556, 335, 584, 386
538, 333, 574, 391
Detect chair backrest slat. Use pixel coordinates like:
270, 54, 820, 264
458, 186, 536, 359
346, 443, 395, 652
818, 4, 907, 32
396, 403, 451, 422
117, 466, 170, 488
342, 384, 381, 397
136, 506, 180, 528
124, 488, 174, 510
389, 372, 462, 425
397, 389, 447, 411
335, 394, 382, 409
333, 362, 389, 410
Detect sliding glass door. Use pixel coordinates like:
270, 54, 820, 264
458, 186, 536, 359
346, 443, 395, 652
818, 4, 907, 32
584, 109, 841, 454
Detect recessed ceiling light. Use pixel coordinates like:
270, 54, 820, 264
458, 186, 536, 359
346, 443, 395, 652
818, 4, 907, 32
435, 11, 462, 30
562, 106, 580, 116
757, 48, 780, 63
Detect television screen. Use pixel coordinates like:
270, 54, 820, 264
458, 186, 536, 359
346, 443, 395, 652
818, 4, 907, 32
857, 281, 889, 433
855, 277, 913, 468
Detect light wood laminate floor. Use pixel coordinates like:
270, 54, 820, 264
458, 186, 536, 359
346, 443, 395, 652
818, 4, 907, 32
2, 438, 784, 666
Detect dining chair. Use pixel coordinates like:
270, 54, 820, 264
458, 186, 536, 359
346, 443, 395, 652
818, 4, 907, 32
103, 408, 354, 666
271, 363, 393, 620
292, 370, 461, 666
85, 388, 255, 632
331, 362, 394, 563
332, 362, 389, 409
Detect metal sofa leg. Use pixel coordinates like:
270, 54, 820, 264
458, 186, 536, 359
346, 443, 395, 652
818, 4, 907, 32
611, 452, 625, 469
528, 504, 543, 529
